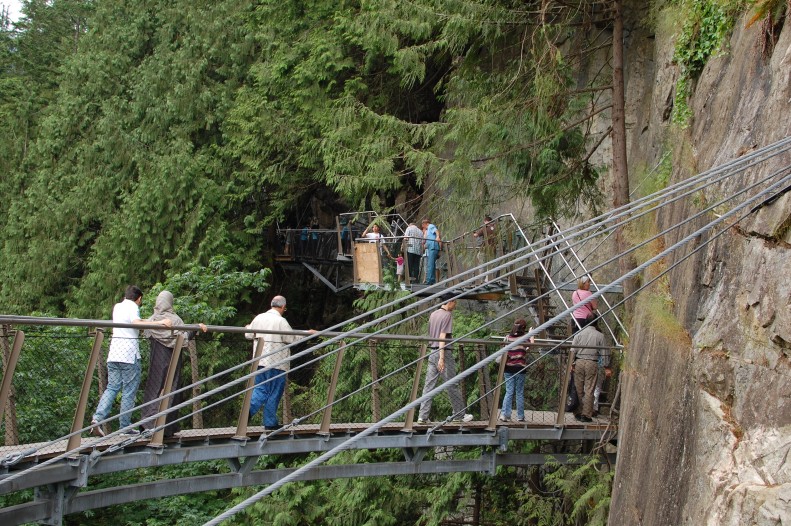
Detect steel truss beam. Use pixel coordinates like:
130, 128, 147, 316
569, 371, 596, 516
0, 451, 615, 524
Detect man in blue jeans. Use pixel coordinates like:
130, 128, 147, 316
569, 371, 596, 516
422, 218, 442, 285
245, 296, 316, 429
91, 285, 172, 437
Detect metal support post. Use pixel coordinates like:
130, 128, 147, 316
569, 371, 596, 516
555, 350, 575, 427
187, 339, 203, 429
319, 342, 345, 435
475, 344, 491, 419
0, 329, 24, 425
369, 340, 380, 422
458, 343, 466, 402
403, 344, 427, 431
67, 329, 104, 452
234, 336, 265, 440
487, 348, 508, 430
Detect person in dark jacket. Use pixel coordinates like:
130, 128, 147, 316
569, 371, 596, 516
140, 291, 207, 437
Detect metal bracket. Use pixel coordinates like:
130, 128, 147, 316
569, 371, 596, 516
402, 447, 428, 463
35, 482, 78, 526
67, 455, 90, 488
498, 427, 509, 452
482, 449, 497, 476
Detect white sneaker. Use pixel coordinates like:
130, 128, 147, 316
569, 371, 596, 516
451, 414, 474, 423
416, 418, 429, 424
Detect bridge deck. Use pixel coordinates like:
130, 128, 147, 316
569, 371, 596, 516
1, 410, 611, 463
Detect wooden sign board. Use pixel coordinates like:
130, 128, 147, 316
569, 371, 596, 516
354, 243, 382, 285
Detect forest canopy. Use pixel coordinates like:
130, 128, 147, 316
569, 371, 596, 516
0, 0, 610, 317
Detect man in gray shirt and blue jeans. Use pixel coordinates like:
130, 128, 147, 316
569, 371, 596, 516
417, 293, 473, 424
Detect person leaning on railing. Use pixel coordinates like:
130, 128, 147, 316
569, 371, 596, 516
245, 295, 317, 430
90, 285, 172, 437
140, 290, 207, 438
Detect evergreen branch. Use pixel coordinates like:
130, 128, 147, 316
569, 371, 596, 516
467, 103, 613, 163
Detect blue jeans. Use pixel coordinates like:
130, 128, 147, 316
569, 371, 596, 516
94, 360, 141, 428
501, 372, 526, 420
250, 367, 286, 428
425, 248, 439, 284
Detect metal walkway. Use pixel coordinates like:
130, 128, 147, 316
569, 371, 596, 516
0, 319, 618, 525
3, 134, 791, 525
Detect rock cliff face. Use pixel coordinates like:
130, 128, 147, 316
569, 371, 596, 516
608, 8, 791, 526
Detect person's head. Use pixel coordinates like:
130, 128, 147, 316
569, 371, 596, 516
484, 214, 493, 222
421, 218, 430, 228
509, 318, 527, 337
577, 276, 591, 290
439, 293, 457, 310
372, 224, 380, 232
155, 290, 174, 311
271, 295, 287, 314
124, 285, 143, 305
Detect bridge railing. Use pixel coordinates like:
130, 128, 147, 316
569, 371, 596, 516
442, 215, 531, 287
1, 318, 618, 461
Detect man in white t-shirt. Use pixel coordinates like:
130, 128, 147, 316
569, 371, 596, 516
91, 285, 171, 436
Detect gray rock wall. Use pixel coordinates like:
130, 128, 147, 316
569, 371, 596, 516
609, 9, 791, 526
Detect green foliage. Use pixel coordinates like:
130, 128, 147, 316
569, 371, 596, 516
141, 256, 270, 326
225, 0, 606, 224
0, 0, 261, 317
1, 0, 611, 319
671, 0, 744, 125
541, 456, 614, 526
1, 325, 92, 443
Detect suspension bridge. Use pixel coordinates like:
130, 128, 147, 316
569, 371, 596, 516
0, 135, 788, 525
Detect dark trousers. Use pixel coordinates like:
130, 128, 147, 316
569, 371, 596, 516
406, 251, 421, 281
141, 338, 183, 436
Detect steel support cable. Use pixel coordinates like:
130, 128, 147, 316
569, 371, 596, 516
4, 144, 788, 479
20, 151, 778, 461
204, 161, 791, 526
546, 138, 791, 274
540, 136, 791, 283
73, 159, 791, 471
551, 138, 787, 289
429, 160, 791, 427
3, 151, 782, 477
556, 135, 791, 238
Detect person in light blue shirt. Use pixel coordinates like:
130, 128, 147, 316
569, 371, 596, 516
422, 218, 441, 285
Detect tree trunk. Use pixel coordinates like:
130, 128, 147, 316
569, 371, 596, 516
611, 0, 636, 317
